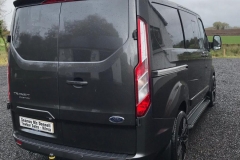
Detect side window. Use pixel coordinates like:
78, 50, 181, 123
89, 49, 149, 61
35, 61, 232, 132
198, 19, 209, 50
151, 4, 184, 49
150, 26, 163, 50
180, 11, 200, 49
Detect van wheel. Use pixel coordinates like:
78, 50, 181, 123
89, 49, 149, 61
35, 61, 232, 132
171, 111, 189, 160
208, 75, 216, 107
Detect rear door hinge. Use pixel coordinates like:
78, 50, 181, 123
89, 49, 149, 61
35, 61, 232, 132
132, 29, 138, 40
7, 103, 12, 110
136, 118, 141, 127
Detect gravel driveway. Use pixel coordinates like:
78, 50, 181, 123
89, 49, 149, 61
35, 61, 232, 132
0, 58, 240, 160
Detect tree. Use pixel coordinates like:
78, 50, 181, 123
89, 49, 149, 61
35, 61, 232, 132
233, 26, 240, 29
213, 22, 222, 30
0, 20, 8, 51
213, 22, 230, 30
0, 0, 8, 52
221, 23, 229, 30
0, 0, 6, 17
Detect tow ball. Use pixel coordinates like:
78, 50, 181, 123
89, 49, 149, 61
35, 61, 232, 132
49, 153, 55, 160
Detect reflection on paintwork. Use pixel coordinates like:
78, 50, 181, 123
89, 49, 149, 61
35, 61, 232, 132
178, 51, 203, 60
151, 4, 184, 49
12, 4, 61, 61
59, 0, 128, 62
165, 82, 182, 116
180, 11, 201, 49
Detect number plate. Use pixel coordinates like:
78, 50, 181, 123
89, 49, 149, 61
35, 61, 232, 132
19, 116, 54, 134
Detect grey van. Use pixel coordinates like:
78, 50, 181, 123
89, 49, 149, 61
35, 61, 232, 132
7, 0, 221, 159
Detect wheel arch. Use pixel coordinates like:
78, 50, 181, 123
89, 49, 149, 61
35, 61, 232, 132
209, 65, 216, 89
178, 101, 187, 114
164, 81, 190, 118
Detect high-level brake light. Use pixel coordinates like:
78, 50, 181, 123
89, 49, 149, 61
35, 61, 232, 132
135, 17, 151, 117
42, 0, 76, 4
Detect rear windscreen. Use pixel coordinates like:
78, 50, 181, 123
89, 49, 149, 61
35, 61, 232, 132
58, 0, 129, 62
12, 4, 61, 61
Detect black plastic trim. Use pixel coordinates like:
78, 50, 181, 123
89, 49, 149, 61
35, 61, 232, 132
7, 103, 12, 110
152, 65, 188, 77
14, 133, 128, 160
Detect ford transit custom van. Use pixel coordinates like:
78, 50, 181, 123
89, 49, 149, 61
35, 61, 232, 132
7, 0, 222, 159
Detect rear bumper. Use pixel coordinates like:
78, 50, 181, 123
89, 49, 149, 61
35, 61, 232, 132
13, 132, 159, 160
13, 132, 128, 160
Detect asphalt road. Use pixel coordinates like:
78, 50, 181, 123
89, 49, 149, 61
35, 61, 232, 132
0, 58, 240, 160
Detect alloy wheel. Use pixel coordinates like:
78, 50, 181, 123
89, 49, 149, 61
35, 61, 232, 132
177, 117, 189, 160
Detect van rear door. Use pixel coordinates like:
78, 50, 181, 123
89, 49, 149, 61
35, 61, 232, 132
10, 3, 62, 143
58, 0, 137, 154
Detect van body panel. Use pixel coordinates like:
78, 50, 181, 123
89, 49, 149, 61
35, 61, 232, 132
146, 1, 190, 118
196, 17, 213, 91
57, 0, 138, 154
179, 10, 207, 109
9, 3, 63, 144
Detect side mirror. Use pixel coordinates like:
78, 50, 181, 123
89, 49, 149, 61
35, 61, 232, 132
7, 35, 11, 43
213, 35, 222, 50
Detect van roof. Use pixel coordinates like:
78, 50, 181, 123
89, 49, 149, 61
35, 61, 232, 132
13, 0, 200, 18
150, 0, 200, 17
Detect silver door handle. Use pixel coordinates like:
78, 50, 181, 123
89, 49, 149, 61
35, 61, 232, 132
66, 80, 88, 86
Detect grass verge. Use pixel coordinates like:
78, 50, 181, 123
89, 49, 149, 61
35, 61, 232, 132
0, 51, 7, 66
208, 36, 240, 44
211, 44, 240, 58
0, 41, 8, 66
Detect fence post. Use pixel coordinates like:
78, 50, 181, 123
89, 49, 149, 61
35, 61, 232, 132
223, 49, 226, 57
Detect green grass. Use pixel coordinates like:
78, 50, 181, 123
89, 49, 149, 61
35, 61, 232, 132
208, 36, 240, 44
208, 36, 240, 57
0, 51, 7, 66
210, 44, 240, 58
0, 39, 7, 66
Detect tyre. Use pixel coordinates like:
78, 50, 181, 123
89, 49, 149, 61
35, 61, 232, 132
171, 111, 189, 160
208, 75, 216, 107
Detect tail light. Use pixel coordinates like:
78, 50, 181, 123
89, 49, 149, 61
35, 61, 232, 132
16, 139, 22, 145
8, 64, 10, 102
42, 0, 75, 4
135, 17, 151, 117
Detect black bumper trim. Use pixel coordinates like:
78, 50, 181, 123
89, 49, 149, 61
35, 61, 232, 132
13, 133, 128, 160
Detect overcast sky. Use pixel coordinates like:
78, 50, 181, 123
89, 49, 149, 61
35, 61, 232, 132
170, 0, 240, 28
2, 0, 240, 30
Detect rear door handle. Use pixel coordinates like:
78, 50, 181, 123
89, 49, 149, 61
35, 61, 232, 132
66, 80, 88, 86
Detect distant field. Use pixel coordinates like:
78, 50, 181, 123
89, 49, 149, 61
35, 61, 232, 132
206, 29, 240, 36
208, 36, 240, 44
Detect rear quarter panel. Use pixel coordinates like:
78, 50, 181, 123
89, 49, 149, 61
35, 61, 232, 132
137, 0, 189, 118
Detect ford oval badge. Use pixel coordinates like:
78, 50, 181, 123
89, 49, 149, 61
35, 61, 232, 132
109, 116, 125, 123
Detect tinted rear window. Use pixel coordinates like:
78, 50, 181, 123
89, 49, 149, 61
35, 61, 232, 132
151, 4, 184, 49
13, 4, 61, 61
58, 0, 129, 62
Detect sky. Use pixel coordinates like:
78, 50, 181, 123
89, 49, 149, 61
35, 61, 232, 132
2, 0, 14, 30
2, 0, 240, 30
170, 0, 240, 28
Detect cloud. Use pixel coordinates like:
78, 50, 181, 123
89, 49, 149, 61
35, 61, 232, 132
170, 0, 240, 27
